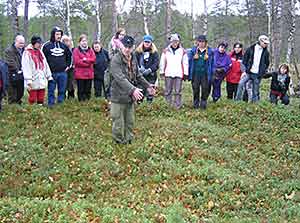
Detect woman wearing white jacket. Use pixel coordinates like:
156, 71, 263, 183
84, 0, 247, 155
22, 36, 53, 105
160, 34, 188, 109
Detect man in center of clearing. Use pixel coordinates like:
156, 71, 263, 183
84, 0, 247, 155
110, 35, 156, 144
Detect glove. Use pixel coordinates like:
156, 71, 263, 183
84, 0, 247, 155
139, 66, 146, 73
143, 68, 152, 76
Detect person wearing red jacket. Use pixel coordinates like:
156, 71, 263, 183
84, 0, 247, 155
226, 43, 245, 99
73, 34, 96, 101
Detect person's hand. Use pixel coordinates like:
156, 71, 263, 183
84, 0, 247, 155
143, 68, 152, 76
241, 72, 247, 79
27, 83, 32, 91
48, 76, 53, 81
147, 86, 156, 96
132, 88, 144, 101
139, 66, 146, 73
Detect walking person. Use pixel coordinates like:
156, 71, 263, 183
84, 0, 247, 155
22, 36, 53, 105
212, 42, 232, 102
110, 35, 155, 144
4, 35, 25, 105
160, 33, 188, 109
235, 35, 270, 102
226, 42, 245, 99
73, 34, 96, 102
188, 35, 214, 109
135, 35, 159, 103
93, 40, 110, 98
42, 27, 72, 107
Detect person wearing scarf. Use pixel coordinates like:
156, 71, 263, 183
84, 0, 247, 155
73, 34, 96, 102
212, 42, 232, 102
22, 36, 53, 105
226, 42, 246, 99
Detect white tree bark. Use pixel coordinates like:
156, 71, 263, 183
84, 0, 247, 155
95, 0, 102, 40
203, 0, 208, 35
165, 0, 172, 43
112, 0, 118, 34
142, 1, 149, 35
286, 0, 296, 64
65, 0, 72, 41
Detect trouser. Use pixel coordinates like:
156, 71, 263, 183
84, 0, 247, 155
0, 87, 3, 111
236, 73, 261, 102
111, 102, 134, 144
212, 77, 223, 102
94, 79, 105, 98
226, 82, 238, 99
28, 89, 45, 105
8, 79, 24, 104
66, 70, 75, 99
192, 74, 209, 108
164, 77, 183, 109
48, 72, 68, 106
77, 79, 92, 101
270, 92, 289, 105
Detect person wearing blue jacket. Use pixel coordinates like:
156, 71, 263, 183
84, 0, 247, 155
211, 42, 232, 102
0, 59, 9, 111
188, 35, 214, 109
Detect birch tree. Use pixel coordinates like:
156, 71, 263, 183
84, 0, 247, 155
23, 0, 29, 41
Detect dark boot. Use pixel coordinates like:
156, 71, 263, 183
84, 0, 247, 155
200, 100, 207, 110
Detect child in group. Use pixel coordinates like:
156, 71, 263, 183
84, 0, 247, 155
262, 64, 290, 105
22, 36, 53, 105
0, 59, 9, 111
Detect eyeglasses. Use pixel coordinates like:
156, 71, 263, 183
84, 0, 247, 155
144, 41, 151, 43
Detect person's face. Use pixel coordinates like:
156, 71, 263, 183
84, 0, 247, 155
80, 38, 88, 48
55, 32, 62, 42
280, 66, 288, 74
260, 41, 268, 48
197, 40, 206, 49
119, 31, 126, 40
122, 46, 133, 56
171, 41, 179, 48
15, 36, 25, 49
218, 45, 226, 53
64, 38, 72, 48
33, 42, 42, 50
234, 45, 242, 54
143, 41, 152, 49
93, 43, 102, 52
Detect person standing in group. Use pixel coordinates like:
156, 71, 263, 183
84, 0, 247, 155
135, 34, 159, 103
0, 59, 8, 112
212, 42, 232, 102
61, 35, 75, 99
73, 34, 96, 102
226, 42, 245, 100
160, 33, 188, 109
236, 35, 270, 102
22, 36, 53, 105
108, 28, 126, 58
93, 40, 110, 98
188, 35, 214, 109
42, 27, 72, 108
4, 35, 25, 105
110, 35, 156, 144
262, 64, 290, 105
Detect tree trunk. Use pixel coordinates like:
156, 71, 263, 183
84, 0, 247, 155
203, 0, 208, 35
286, 0, 296, 64
245, 0, 254, 43
95, 0, 102, 40
112, 0, 118, 34
65, 0, 72, 41
10, 0, 19, 36
165, 0, 172, 43
191, 0, 195, 39
24, 0, 29, 42
141, 0, 149, 35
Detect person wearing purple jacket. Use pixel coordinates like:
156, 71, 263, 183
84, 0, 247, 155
212, 42, 232, 102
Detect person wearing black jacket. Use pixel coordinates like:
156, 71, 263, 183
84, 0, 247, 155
92, 41, 110, 98
4, 35, 25, 104
263, 64, 290, 105
42, 27, 72, 107
135, 35, 159, 102
0, 59, 9, 111
236, 35, 270, 102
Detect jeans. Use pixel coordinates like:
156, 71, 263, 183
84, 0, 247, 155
94, 79, 105, 98
48, 72, 67, 106
236, 73, 261, 102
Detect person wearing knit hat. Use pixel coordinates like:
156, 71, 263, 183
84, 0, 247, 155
188, 34, 214, 109
110, 35, 156, 144
22, 35, 53, 105
160, 33, 188, 109
211, 41, 232, 102
236, 34, 270, 102
135, 34, 159, 103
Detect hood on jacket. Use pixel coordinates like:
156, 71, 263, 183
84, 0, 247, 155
50, 27, 64, 42
135, 42, 158, 54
